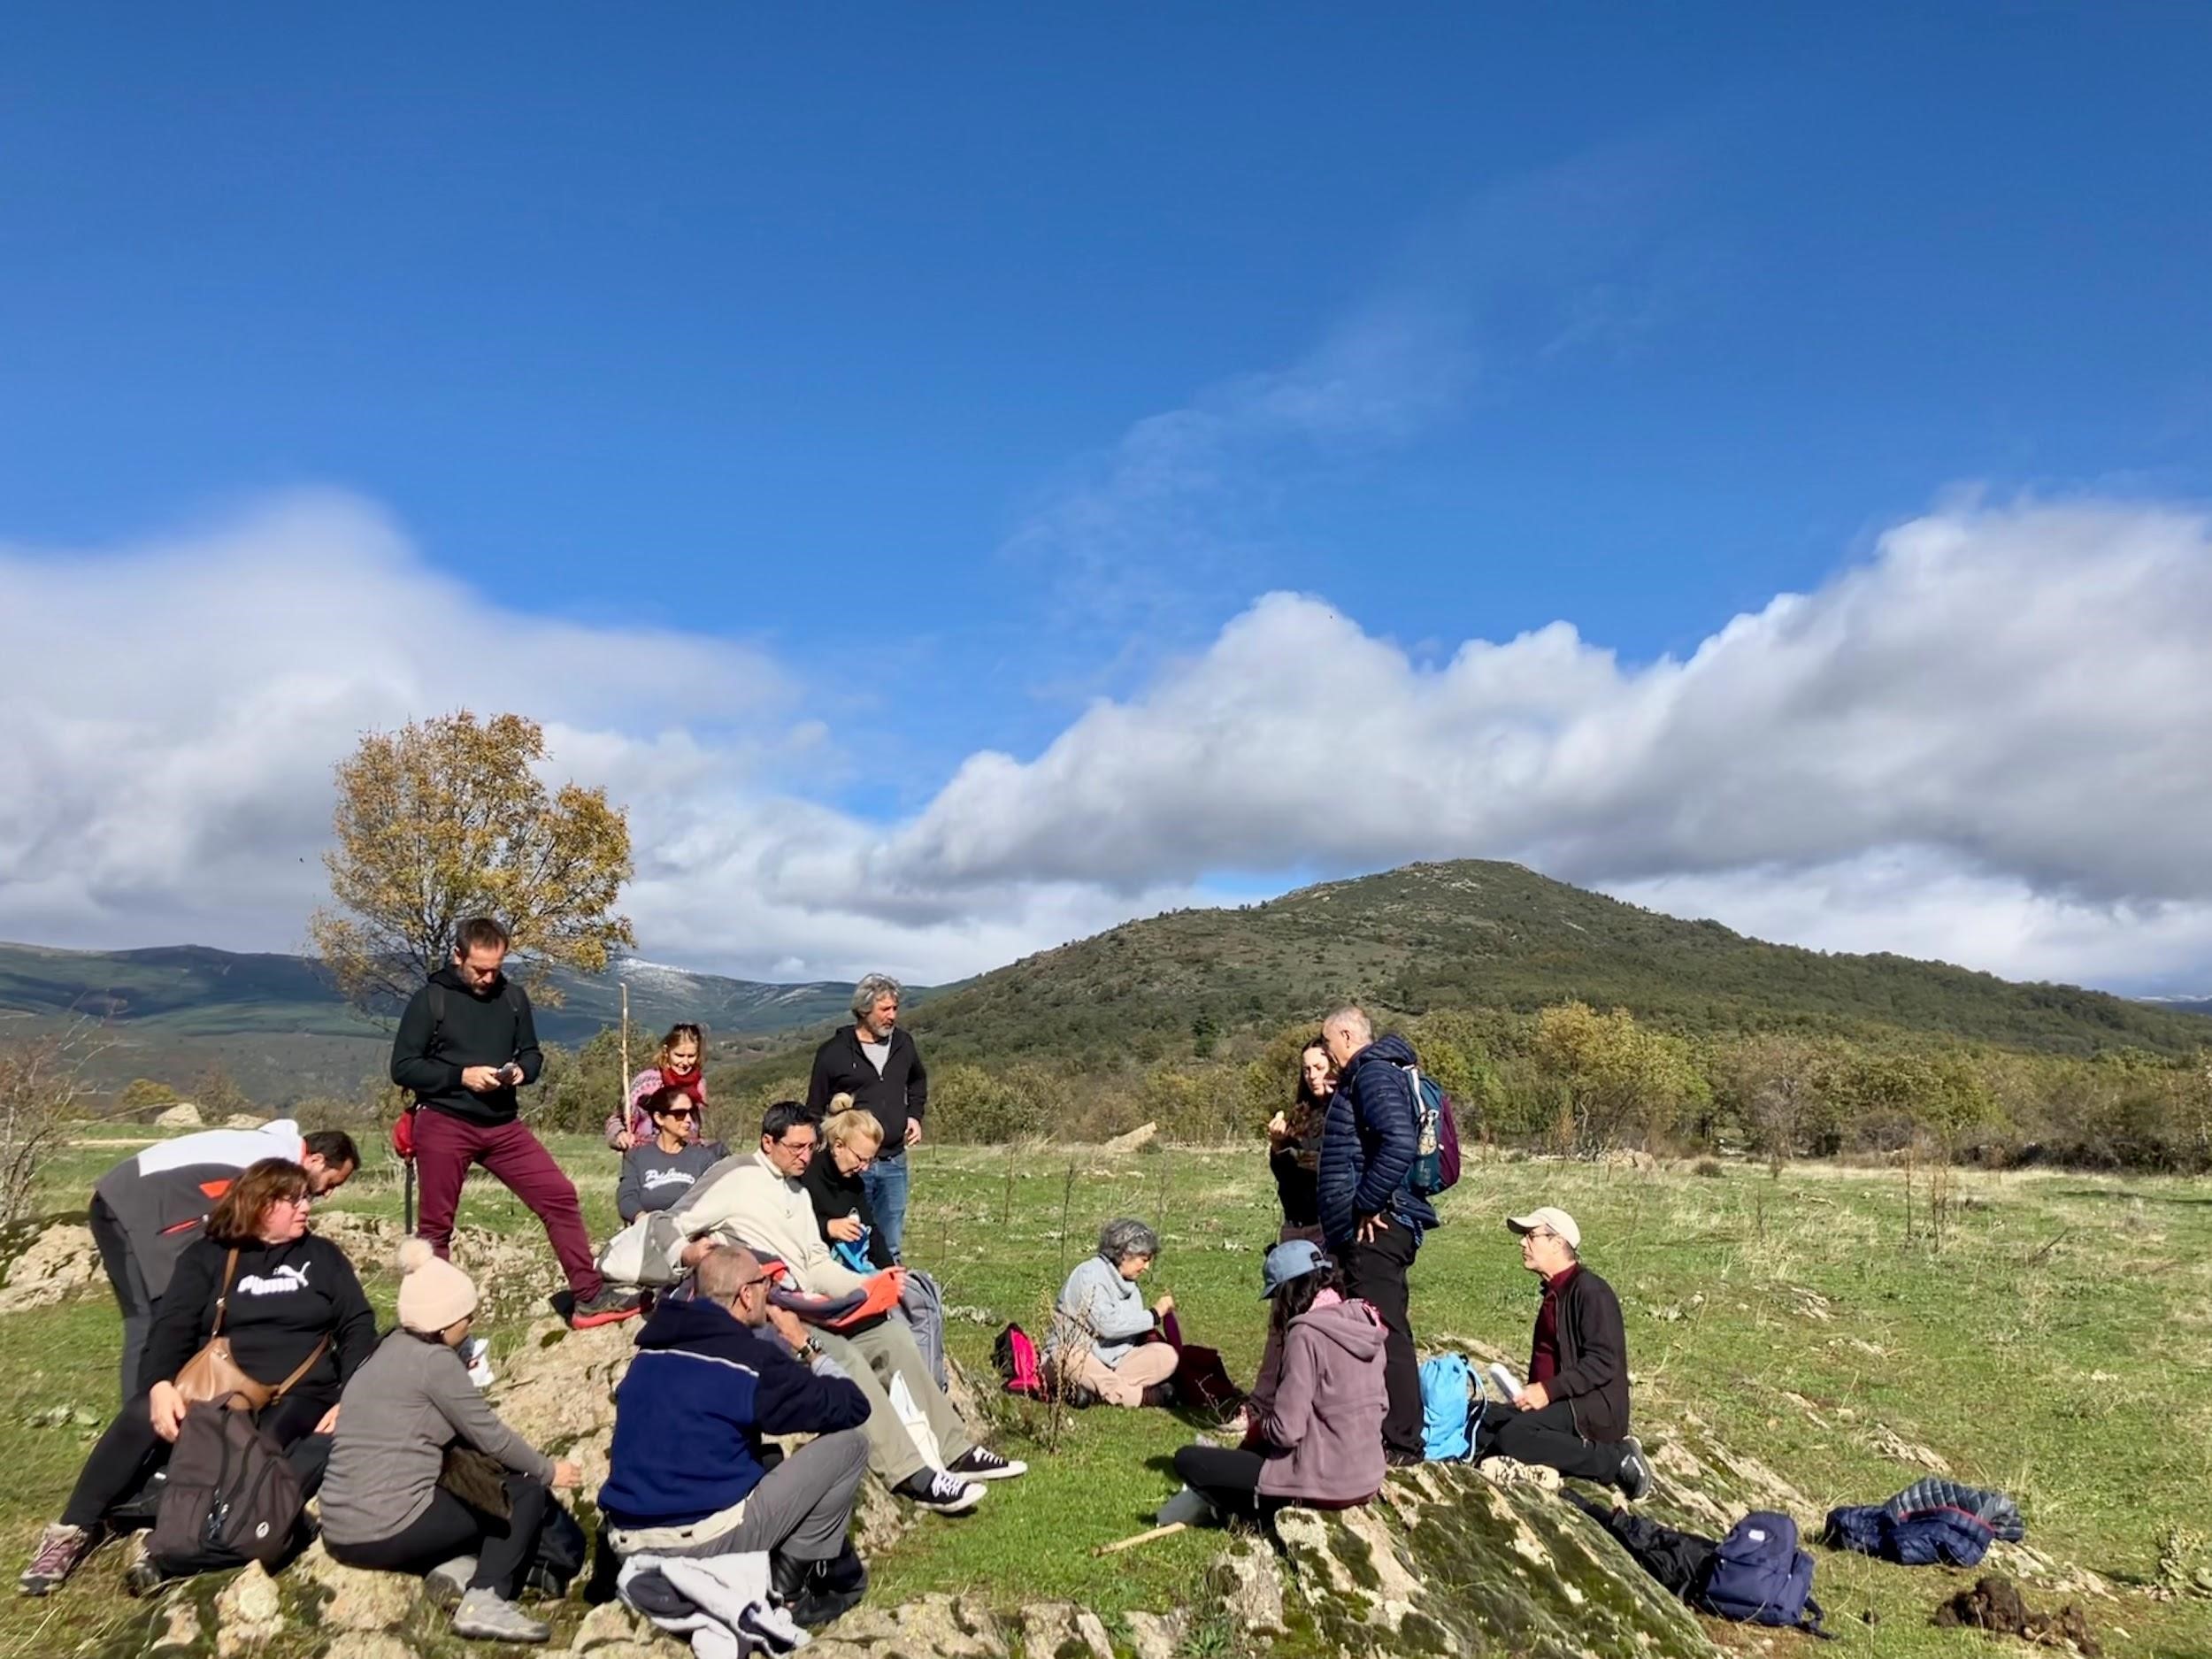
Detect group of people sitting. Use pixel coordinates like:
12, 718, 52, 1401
15, 922, 1654, 1646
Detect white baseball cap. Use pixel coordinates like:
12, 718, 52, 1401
1506, 1207, 1581, 1250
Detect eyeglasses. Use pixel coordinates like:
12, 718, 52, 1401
774, 1138, 818, 1155
272, 1194, 312, 1210
663, 1109, 698, 1121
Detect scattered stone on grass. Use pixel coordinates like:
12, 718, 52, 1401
155, 1103, 204, 1127
1932, 1573, 2101, 1656
321, 1636, 421, 1659
0, 1223, 102, 1313
1864, 1422, 1953, 1473
1123, 1609, 1188, 1659
1101, 1122, 1157, 1156
1018, 1601, 1112, 1659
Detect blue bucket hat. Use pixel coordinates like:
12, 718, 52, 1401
1260, 1239, 1325, 1300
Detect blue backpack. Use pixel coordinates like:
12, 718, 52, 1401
1417, 1353, 1475, 1461
1694, 1511, 1828, 1637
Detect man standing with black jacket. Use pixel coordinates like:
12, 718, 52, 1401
390, 918, 639, 1330
805, 974, 926, 1261
1317, 1005, 1435, 1465
1473, 1205, 1652, 1499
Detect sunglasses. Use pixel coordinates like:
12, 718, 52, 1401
662, 1108, 699, 1121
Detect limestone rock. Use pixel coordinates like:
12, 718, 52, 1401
1209, 1537, 1286, 1636
0, 1223, 102, 1314
565, 1598, 671, 1655
1019, 1602, 1111, 1659
293, 1538, 419, 1631
322, 1636, 423, 1659
213, 1560, 285, 1655
821, 1593, 1010, 1657
223, 1112, 265, 1129
1476, 1455, 1564, 1494
1272, 1462, 1720, 1658
1124, 1609, 1187, 1659
157, 1599, 203, 1652
156, 1102, 204, 1128
1102, 1122, 1157, 1155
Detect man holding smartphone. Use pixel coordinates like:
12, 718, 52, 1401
391, 917, 640, 1330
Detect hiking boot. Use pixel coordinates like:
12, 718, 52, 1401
946, 1446, 1026, 1481
122, 1538, 166, 1600
1157, 1486, 1217, 1527
789, 1579, 866, 1628
814, 1540, 867, 1597
569, 1286, 643, 1330
451, 1586, 550, 1643
1617, 1438, 1653, 1503
1138, 1383, 1177, 1409
19, 1524, 97, 1596
894, 1468, 986, 1515
425, 1555, 477, 1610
770, 1549, 811, 1605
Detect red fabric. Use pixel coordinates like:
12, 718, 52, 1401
657, 1068, 706, 1105
1529, 1263, 1581, 1386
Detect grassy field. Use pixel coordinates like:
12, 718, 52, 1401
1, 1131, 2207, 1656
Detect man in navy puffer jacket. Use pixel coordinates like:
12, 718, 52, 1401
600, 1246, 873, 1624
1317, 1007, 1437, 1463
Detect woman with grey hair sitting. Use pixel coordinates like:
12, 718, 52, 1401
1045, 1218, 1179, 1408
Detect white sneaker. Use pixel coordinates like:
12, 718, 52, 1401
1156, 1486, 1217, 1527
452, 1586, 549, 1643
461, 1337, 495, 1389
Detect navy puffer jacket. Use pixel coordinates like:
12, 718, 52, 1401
1317, 1034, 1439, 1248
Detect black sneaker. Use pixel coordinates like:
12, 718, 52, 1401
894, 1469, 985, 1514
789, 1579, 866, 1628
1138, 1382, 1177, 1409
814, 1540, 867, 1597
1617, 1437, 1653, 1502
569, 1286, 643, 1330
947, 1446, 1027, 1481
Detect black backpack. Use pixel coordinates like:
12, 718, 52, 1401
149, 1404, 308, 1574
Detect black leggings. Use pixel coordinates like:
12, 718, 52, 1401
62, 1390, 334, 1531
1172, 1444, 1282, 1526
327, 1476, 551, 1601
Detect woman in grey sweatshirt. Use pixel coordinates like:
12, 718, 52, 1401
1044, 1218, 1180, 1408
319, 1241, 580, 1645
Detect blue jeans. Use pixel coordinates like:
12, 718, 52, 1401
862, 1153, 910, 1262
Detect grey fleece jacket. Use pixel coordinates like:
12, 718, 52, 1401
319, 1329, 556, 1545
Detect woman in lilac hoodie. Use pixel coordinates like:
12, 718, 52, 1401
1165, 1240, 1386, 1526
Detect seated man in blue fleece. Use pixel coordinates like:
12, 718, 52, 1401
597, 1245, 872, 1628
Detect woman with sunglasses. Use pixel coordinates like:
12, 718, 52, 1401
616, 1086, 728, 1224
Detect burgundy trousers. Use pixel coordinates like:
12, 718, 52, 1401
412, 1110, 603, 1301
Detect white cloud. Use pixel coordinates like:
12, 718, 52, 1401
4, 491, 2208, 994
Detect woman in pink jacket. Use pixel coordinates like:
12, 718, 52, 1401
605, 1024, 708, 1149
1164, 1240, 1386, 1527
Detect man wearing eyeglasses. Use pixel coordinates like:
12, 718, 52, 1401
1472, 1207, 1653, 1500
600, 1245, 873, 1627
665, 1102, 1026, 1514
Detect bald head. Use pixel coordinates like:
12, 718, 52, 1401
695, 1245, 770, 1325
1321, 1006, 1372, 1068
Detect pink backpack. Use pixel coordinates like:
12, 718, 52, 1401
994, 1323, 1045, 1397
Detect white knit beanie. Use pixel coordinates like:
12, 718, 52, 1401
396, 1238, 479, 1333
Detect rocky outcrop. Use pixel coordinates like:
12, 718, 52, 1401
0, 1221, 101, 1314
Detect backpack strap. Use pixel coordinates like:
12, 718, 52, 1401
1801, 1595, 1834, 1640
265, 1335, 331, 1405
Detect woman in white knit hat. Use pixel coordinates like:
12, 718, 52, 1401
319, 1240, 580, 1645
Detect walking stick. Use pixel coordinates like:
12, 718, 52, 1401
403, 1153, 418, 1234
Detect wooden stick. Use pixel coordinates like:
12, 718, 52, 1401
1095, 1522, 1187, 1555
620, 981, 631, 1120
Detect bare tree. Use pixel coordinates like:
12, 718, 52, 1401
0, 1021, 110, 1225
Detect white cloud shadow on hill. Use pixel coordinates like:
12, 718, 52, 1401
4, 491, 2208, 992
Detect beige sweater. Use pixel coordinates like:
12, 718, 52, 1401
667, 1150, 872, 1298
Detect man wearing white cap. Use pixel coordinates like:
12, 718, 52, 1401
1474, 1207, 1652, 1500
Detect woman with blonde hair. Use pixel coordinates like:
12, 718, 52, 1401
798, 1095, 893, 1271
607, 1023, 709, 1150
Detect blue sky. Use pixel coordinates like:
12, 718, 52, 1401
4, 7, 2211, 989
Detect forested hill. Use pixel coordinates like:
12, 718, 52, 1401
902, 861, 2209, 1067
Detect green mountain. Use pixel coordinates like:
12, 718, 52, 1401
899, 860, 2211, 1066
0, 941, 873, 1102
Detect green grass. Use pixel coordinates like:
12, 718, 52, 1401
2, 1132, 2208, 1655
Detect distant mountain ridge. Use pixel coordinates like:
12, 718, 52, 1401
895, 860, 2212, 1067
0, 941, 867, 1048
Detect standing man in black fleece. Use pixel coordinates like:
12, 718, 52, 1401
805, 974, 926, 1261
1317, 1004, 1437, 1465
390, 917, 638, 1331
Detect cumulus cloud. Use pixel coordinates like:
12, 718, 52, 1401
0, 493, 1188, 984
4, 491, 2208, 993
884, 496, 2212, 988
